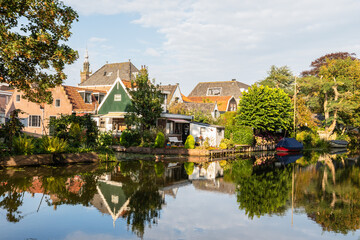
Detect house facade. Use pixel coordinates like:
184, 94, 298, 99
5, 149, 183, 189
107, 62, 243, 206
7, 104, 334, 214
0, 84, 13, 124
5, 85, 104, 135
95, 75, 132, 133
190, 122, 224, 147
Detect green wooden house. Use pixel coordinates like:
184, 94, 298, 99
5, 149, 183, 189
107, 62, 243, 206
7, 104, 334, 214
95, 74, 132, 132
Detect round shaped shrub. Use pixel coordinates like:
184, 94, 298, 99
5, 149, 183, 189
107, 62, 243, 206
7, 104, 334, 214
120, 129, 141, 147
154, 132, 165, 148
184, 135, 195, 149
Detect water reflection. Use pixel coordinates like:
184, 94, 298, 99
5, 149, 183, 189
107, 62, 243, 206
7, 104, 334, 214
1, 151, 360, 238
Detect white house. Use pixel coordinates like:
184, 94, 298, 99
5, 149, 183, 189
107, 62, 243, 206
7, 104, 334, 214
190, 122, 225, 147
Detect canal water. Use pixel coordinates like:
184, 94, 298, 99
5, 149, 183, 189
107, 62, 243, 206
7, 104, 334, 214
0, 151, 359, 240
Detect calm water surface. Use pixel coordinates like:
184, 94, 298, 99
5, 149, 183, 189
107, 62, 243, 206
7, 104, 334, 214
1, 152, 360, 240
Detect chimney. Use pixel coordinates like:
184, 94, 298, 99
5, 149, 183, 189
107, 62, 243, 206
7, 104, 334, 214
232, 79, 236, 81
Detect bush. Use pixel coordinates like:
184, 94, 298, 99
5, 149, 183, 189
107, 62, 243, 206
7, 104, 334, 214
41, 136, 68, 153
220, 138, 234, 149
13, 136, 35, 155
97, 131, 114, 148
120, 129, 141, 147
154, 132, 165, 148
184, 135, 195, 149
225, 125, 254, 145
203, 137, 210, 149
69, 123, 83, 146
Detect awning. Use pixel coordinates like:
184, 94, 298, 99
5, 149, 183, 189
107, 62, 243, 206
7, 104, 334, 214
167, 118, 190, 123
101, 112, 126, 118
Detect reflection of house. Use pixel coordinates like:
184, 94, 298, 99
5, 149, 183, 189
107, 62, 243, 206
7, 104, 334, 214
188, 162, 224, 180
192, 179, 236, 195
186, 79, 250, 112
157, 113, 193, 143
91, 180, 131, 227
190, 122, 224, 147
5, 85, 103, 135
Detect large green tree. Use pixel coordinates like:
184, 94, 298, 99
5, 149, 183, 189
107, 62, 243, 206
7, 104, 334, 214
125, 69, 164, 131
299, 57, 360, 138
0, 0, 78, 103
258, 65, 295, 95
236, 85, 293, 132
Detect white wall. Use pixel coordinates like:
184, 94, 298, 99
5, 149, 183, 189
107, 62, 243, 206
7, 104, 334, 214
190, 123, 222, 147
188, 162, 224, 180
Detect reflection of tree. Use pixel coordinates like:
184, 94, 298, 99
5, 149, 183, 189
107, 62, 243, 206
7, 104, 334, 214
184, 162, 194, 176
295, 155, 360, 234
0, 165, 111, 223
0, 177, 32, 222
227, 159, 292, 219
119, 160, 164, 239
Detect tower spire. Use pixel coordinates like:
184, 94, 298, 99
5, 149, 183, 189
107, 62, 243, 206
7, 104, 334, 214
80, 48, 91, 84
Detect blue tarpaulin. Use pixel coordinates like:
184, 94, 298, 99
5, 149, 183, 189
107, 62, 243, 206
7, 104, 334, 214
276, 138, 303, 151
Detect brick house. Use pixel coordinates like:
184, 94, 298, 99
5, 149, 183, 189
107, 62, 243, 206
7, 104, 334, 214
5, 85, 105, 136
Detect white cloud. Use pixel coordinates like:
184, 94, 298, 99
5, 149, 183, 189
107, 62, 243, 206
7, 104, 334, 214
88, 37, 108, 43
64, 0, 360, 94
145, 48, 161, 57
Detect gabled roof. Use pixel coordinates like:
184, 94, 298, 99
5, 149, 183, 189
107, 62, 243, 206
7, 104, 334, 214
183, 102, 216, 115
188, 80, 250, 98
158, 84, 178, 105
79, 62, 139, 87
185, 96, 233, 112
63, 86, 106, 113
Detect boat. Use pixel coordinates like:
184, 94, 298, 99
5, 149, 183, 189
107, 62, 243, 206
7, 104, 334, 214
276, 138, 303, 152
329, 140, 348, 148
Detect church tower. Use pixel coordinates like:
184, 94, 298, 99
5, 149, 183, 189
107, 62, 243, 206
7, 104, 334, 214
80, 49, 92, 83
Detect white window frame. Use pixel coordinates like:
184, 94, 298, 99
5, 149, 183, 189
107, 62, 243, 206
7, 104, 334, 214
29, 115, 41, 128
114, 94, 122, 101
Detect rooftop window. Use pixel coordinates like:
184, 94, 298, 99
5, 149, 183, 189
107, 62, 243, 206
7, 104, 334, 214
207, 87, 221, 96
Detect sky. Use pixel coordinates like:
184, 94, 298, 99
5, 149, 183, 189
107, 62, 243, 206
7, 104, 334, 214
62, 0, 360, 95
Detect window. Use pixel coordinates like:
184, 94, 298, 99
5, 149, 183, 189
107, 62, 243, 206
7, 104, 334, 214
16, 95, 20, 102
99, 94, 105, 103
114, 94, 122, 101
85, 93, 92, 103
29, 115, 41, 127
200, 127, 206, 136
207, 87, 221, 96
55, 99, 60, 107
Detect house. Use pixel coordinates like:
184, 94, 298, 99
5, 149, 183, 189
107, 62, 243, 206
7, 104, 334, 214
5, 85, 104, 135
157, 113, 193, 144
190, 122, 225, 147
94, 73, 132, 133
0, 84, 13, 124
187, 79, 250, 111
182, 102, 220, 119
158, 83, 183, 112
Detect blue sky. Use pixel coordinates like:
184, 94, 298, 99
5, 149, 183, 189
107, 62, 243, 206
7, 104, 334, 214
62, 0, 360, 95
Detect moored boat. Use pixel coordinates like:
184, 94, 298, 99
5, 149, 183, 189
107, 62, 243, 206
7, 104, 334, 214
329, 140, 348, 148
276, 138, 303, 152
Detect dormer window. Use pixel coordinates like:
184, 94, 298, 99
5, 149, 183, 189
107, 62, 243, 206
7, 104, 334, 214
207, 87, 221, 96
93, 93, 105, 104
106, 72, 112, 77
78, 90, 92, 103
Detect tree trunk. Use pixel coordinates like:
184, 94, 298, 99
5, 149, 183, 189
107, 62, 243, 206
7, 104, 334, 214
326, 84, 339, 138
